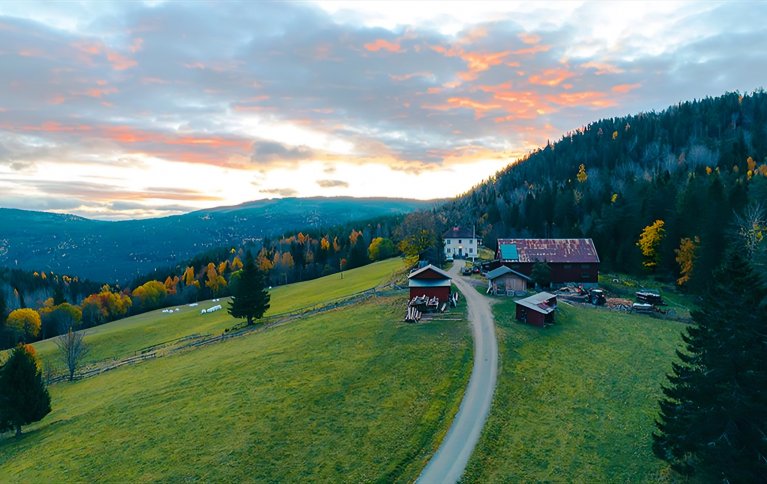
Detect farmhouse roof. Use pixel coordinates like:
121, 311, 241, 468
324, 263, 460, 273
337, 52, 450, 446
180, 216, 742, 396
443, 226, 475, 239
408, 264, 451, 280
516, 291, 557, 315
497, 238, 600, 264
486, 265, 532, 281
409, 278, 452, 288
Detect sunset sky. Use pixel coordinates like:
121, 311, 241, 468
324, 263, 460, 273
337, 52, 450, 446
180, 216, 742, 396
1, 1, 765, 219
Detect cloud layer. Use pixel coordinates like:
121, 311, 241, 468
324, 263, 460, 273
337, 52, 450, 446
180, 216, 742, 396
0, 1, 765, 218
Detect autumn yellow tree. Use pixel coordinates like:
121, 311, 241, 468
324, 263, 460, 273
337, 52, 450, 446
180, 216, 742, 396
320, 236, 330, 251
217, 260, 229, 275
164, 275, 180, 295
204, 263, 227, 295
576, 163, 588, 183
6, 308, 42, 342
257, 248, 274, 272
182, 266, 196, 287
674, 236, 700, 286
81, 286, 132, 326
368, 237, 395, 261
637, 219, 666, 270
230, 256, 243, 272
281, 252, 295, 270
132, 280, 168, 311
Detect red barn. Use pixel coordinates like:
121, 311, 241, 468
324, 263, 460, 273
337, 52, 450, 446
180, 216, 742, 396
515, 292, 557, 327
497, 238, 600, 287
408, 264, 451, 303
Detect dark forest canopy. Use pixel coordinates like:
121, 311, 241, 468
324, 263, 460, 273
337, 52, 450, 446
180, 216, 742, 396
440, 90, 767, 290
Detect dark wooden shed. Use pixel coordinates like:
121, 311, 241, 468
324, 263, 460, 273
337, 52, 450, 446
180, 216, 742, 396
515, 292, 557, 327
408, 264, 451, 303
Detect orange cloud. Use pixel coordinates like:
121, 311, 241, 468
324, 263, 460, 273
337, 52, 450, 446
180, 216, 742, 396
458, 26, 488, 45
518, 32, 541, 45
509, 44, 551, 56
612, 83, 641, 93
528, 68, 575, 86
546, 91, 616, 108
129, 37, 144, 53
459, 51, 510, 81
364, 39, 401, 53
84, 87, 118, 98
581, 61, 624, 75
71, 40, 137, 70
106, 51, 137, 70
18, 48, 45, 58
390, 71, 432, 81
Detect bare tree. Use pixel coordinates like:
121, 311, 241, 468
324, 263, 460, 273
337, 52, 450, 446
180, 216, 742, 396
734, 202, 766, 256
55, 327, 89, 382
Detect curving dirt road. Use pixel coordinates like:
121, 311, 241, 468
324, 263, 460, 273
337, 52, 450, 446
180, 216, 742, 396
417, 260, 498, 483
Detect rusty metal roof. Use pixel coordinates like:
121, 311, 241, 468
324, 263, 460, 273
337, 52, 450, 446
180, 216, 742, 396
497, 238, 600, 263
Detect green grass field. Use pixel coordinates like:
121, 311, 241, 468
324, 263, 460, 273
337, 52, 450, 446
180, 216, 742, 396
0, 295, 471, 482
31, 258, 404, 367
463, 300, 685, 482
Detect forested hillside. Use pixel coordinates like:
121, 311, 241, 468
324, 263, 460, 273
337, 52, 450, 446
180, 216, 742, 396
0, 197, 436, 282
442, 91, 767, 290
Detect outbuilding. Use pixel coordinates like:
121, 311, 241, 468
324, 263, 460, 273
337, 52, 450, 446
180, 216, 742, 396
515, 292, 557, 327
486, 265, 532, 296
408, 264, 452, 303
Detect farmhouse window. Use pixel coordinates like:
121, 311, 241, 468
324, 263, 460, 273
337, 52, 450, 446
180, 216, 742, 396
563, 264, 573, 269
580, 264, 590, 269
459, 239, 462, 243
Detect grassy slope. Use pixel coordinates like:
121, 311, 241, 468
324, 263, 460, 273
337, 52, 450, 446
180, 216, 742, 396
0, 296, 471, 482
31, 258, 404, 366
463, 300, 685, 482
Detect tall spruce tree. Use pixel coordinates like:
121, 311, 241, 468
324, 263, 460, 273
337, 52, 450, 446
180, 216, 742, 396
652, 250, 767, 480
228, 252, 270, 326
0, 345, 52, 437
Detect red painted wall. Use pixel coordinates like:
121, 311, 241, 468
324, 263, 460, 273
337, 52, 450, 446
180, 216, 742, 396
503, 262, 598, 284
409, 286, 450, 303
515, 305, 551, 327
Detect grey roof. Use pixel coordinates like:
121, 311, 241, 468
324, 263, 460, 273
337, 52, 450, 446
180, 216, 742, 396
515, 292, 557, 315
486, 265, 532, 281
408, 264, 451, 280
409, 279, 452, 288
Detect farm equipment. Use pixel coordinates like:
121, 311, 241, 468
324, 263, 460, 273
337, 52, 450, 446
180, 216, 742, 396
589, 289, 606, 306
636, 290, 663, 305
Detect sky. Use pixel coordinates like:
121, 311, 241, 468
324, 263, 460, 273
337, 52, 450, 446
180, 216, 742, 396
0, 1, 765, 220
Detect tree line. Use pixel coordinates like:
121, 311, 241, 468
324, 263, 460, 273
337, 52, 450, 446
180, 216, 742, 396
0, 213, 427, 350
440, 90, 767, 291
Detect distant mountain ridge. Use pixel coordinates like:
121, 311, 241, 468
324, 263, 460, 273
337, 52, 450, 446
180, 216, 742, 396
0, 197, 439, 282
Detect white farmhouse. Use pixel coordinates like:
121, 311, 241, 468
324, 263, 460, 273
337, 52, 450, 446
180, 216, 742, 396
443, 226, 480, 260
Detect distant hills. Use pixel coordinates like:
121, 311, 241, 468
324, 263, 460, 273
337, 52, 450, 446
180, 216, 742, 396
0, 197, 438, 282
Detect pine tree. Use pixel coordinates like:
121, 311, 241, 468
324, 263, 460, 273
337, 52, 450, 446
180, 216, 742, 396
228, 252, 270, 326
0, 345, 52, 437
652, 251, 767, 480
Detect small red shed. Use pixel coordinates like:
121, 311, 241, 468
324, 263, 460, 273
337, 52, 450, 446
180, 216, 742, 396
515, 292, 557, 327
408, 264, 451, 303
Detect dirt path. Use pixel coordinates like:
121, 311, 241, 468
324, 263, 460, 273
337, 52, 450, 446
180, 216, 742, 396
417, 260, 498, 483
